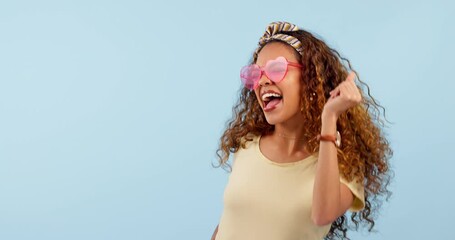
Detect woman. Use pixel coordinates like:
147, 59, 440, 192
212, 21, 392, 240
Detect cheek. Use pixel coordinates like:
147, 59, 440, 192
283, 78, 302, 102
284, 91, 303, 110
286, 90, 301, 107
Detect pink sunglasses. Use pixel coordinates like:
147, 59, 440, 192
240, 56, 303, 90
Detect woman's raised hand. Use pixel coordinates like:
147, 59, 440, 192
323, 72, 362, 118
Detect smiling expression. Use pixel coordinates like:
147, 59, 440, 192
254, 41, 304, 126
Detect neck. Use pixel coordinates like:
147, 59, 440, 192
270, 121, 307, 154
276, 132, 305, 141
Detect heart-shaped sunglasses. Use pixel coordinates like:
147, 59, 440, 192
240, 56, 303, 90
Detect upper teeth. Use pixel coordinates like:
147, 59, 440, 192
262, 92, 282, 101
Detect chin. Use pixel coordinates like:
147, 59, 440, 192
264, 115, 281, 125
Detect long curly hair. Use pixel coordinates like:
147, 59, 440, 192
213, 28, 393, 239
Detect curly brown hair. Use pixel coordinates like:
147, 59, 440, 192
213, 29, 393, 239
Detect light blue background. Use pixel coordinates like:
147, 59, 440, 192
0, 0, 454, 239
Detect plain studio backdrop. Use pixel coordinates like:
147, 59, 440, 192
0, 0, 453, 239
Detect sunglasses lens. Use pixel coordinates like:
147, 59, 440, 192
266, 58, 287, 83
240, 65, 260, 89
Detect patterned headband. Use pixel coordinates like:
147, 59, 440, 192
253, 21, 304, 59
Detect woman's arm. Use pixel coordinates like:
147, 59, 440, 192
311, 112, 354, 226
211, 224, 219, 240
311, 72, 361, 226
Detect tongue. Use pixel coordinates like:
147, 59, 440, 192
264, 98, 281, 111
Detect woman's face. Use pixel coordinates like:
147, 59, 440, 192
254, 42, 304, 126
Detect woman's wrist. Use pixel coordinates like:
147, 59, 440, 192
321, 110, 338, 135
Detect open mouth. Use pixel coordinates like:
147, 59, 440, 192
262, 92, 283, 110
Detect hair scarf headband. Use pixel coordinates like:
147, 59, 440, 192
253, 21, 304, 59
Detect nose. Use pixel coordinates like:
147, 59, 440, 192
257, 73, 273, 87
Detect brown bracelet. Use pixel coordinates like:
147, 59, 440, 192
317, 131, 341, 147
